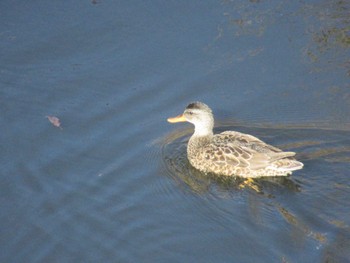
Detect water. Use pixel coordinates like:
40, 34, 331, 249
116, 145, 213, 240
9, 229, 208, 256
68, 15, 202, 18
1, 1, 350, 262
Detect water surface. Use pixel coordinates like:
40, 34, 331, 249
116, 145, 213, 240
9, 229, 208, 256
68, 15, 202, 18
1, 1, 350, 262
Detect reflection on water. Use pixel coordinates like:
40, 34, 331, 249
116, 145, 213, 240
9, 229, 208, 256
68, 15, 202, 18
161, 129, 303, 196
2, 0, 350, 262
161, 122, 350, 256
161, 123, 350, 194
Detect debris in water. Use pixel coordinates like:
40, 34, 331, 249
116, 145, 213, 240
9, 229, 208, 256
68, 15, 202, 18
46, 115, 62, 130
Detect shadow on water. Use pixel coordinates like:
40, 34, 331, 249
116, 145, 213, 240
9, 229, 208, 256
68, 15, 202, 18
159, 122, 350, 254
161, 122, 350, 194
161, 132, 301, 197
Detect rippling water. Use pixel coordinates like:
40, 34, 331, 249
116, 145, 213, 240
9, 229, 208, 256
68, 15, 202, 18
1, 1, 350, 262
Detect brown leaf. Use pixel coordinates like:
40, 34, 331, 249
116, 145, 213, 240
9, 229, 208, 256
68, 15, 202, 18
46, 115, 62, 129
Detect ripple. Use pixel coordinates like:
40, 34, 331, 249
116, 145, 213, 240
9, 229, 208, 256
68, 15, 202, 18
158, 120, 350, 239
158, 123, 344, 254
159, 124, 313, 198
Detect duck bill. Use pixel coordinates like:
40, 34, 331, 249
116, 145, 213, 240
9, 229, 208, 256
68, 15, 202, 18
167, 114, 187, 123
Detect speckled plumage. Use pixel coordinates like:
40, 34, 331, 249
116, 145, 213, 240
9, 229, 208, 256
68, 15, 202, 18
168, 102, 303, 178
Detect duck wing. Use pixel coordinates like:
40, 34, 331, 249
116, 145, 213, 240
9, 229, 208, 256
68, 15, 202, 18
218, 131, 283, 153
208, 131, 296, 170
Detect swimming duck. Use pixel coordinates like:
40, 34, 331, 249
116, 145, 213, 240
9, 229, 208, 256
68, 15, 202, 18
167, 102, 303, 178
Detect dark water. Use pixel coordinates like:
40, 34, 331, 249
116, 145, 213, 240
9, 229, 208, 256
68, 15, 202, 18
1, 1, 350, 262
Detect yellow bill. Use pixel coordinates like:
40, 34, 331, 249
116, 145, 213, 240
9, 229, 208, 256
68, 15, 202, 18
167, 114, 187, 123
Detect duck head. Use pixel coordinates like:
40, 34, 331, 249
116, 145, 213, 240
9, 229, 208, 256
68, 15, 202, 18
167, 102, 214, 136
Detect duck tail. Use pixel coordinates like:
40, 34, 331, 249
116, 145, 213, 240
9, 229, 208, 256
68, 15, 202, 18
271, 159, 304, 172
269, 151, 296, 161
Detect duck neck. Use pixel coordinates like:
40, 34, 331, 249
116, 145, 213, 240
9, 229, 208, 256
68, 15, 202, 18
193, 126, 213, 137
188, 122, 213, 158
193, 118, 214, 137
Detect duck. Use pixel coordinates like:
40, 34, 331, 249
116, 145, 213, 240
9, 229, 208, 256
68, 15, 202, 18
167, 102, 303, 178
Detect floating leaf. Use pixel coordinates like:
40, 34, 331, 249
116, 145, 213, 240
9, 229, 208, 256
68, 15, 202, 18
46, 115, 62, 129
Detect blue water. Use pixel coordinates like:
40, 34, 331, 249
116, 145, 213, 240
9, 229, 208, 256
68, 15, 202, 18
1, 1, 350, 262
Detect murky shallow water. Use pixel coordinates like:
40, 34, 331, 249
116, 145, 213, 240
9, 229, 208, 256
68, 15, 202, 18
1, 1, 350, 262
